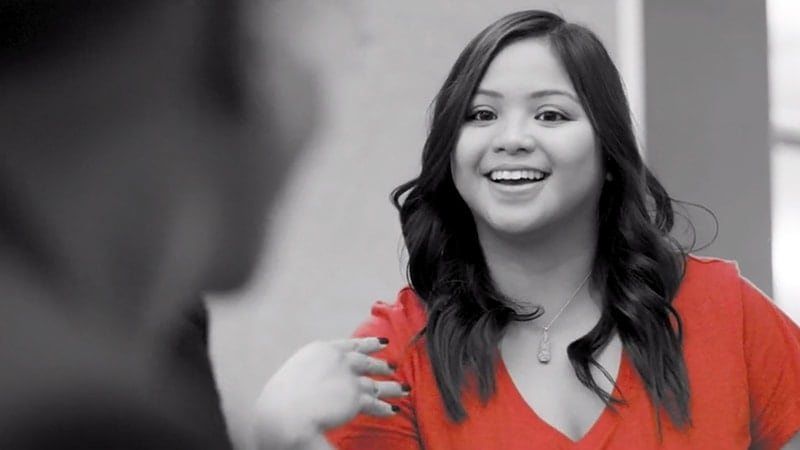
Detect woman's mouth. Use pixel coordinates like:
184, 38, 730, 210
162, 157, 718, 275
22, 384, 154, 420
487, 169, 550, 185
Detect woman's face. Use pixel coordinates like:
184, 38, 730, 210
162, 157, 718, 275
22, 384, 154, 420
451, 37, 603, 241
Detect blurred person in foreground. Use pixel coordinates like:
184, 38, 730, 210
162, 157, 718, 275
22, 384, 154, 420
0, 1, 404, 449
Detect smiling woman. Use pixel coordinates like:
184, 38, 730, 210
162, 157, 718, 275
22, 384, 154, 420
325, 9, 800, 450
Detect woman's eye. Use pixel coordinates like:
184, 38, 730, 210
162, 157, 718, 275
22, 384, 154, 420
467, 110, 497, 122
535, 110, 568, 122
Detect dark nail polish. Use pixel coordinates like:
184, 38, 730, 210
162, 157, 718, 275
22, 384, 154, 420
378, 337, 389, 345
401, 384, 411, 393
388, 362, 397, 371
391, 405, 400, 413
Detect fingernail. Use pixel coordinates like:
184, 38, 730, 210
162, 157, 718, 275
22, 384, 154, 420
387, 362, 397, 371
391, 405, 400, 413
378, 337, 389, 345
401, 384, 411, 393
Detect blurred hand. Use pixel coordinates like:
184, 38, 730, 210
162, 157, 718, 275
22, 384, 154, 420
254, 337, 408, 449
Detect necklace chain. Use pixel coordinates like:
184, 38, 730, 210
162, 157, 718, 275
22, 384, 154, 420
534, 272, 592, 364
538, 271, 592, 332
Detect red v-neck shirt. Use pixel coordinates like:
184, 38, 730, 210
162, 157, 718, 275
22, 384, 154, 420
326, 257, 800, 449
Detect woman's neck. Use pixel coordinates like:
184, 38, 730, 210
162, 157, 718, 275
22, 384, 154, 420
476, 220, 599, 321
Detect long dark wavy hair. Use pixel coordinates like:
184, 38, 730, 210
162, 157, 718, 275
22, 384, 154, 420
392, 10, 691, 430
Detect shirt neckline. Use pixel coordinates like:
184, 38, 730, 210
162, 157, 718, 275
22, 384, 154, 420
495, 348, 634, 448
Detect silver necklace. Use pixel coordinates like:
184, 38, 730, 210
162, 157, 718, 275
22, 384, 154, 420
535, 272, 592, 364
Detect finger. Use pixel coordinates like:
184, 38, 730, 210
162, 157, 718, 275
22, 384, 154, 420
358, 393, 399, 418
375, 380, 411, 398
358, 376, 380, 397
346, 352, 395, 376
329, 337, 389, 354
357, 377, 409, 399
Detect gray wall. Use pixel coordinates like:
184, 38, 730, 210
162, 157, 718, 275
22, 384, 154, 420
643, 0, 772, 293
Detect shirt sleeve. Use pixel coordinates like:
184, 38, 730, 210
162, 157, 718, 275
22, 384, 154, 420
325, 293, 425, 450
742, 277, 800, 450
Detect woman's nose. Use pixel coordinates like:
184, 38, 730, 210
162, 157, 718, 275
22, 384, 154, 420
493, 116, 536, 154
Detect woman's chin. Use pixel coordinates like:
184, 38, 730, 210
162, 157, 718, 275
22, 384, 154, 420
481, 216, 546, 239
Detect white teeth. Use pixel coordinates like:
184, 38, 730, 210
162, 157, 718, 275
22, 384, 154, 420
489, 169, 547, 182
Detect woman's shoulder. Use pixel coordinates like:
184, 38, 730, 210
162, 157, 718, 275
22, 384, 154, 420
683, 254, 741, 281
673, 254, 759, 325
676, 260, 800, 449
678, 254, 753, 300
350, 287, 427, 345
676, 254, 790, 330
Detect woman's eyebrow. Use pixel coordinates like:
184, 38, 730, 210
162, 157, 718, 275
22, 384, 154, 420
474, 88, 579, 102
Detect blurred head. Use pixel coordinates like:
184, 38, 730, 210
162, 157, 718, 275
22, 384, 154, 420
0, 0, 317, 303
405, 10, 653, 255
0, 3, 320, 445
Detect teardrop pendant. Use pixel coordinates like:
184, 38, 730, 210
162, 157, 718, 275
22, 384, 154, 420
537, 329, 551, 363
